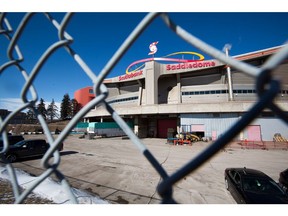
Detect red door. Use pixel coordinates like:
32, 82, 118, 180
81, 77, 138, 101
157, 119, 177, 138
247, 125, 262, 141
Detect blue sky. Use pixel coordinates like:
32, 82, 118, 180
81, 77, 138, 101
1, 12, 288, 111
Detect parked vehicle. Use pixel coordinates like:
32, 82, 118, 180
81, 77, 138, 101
0, 135, 24, 148
279, 169, 288, 191
1, 139, 63, 162
225, 167, 288, 204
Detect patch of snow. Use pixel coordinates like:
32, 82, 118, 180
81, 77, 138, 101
0, 166, 109, 204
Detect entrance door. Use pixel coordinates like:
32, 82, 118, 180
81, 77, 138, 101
247, 125, 262, 141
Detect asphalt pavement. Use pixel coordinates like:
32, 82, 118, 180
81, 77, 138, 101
4, 134, 288, 204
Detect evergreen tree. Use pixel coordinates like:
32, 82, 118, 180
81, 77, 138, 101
37, 98, 47, 120
60, 93, 71, 120
47, 99, 59, 121
26, 107, 36, 120
70, 98, 82, 117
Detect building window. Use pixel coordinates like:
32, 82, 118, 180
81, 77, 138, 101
108, 96, 139, 104
181, 89, 288, 96
213, 113, 220, 117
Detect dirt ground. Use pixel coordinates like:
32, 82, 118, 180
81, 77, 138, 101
1, 134, 288, 204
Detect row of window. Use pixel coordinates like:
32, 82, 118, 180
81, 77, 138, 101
182, 90, 229, 95
106, 88, 288, 104
108, 96, 139, 104
182, 89, 288, 96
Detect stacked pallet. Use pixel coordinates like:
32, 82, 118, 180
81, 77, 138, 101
273, 133, 287, 142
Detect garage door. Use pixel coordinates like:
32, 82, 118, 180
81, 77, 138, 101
157, 119, 177, 138
247, 125, 262, 141
191, 124, 205, 132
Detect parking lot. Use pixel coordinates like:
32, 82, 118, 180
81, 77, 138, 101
5, 134, 288, 204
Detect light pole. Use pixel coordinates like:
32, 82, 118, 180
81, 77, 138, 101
224, 44, 234, 101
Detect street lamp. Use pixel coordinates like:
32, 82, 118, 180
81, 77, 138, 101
223, 44, 234, 101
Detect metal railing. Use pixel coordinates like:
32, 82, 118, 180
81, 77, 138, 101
1, 12, 288, 203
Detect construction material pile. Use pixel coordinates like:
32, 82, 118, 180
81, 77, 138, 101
176, 133, 201, 142
273, 133, 287, 142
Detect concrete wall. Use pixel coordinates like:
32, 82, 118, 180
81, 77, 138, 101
107, 87, 120, 97
119, 82, 139, 94
158, 75, 178, 104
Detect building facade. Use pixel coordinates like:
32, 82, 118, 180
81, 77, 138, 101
79, 46, 288, 141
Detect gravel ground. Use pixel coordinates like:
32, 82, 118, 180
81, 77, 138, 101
0, 178, 54, 204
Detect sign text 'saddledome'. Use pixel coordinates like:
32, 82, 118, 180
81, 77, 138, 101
166, 61, 215, 71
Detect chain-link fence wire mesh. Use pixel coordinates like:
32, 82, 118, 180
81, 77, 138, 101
0, 12, 288, 204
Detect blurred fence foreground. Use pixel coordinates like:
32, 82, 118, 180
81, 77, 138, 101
1, 12, 288, 203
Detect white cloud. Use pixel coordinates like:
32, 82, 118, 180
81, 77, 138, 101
0, 98, 24, 111
0, 98, 61, 113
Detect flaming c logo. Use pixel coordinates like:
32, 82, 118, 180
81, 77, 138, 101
126, 51, 205, 74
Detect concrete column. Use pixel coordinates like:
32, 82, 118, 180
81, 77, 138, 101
177, 117, 181, 134
145, 61, 157, 104
145, 61, 161, 105
137, 80, 143, 106
177, 74, 182, 103
117, 83, 121, 95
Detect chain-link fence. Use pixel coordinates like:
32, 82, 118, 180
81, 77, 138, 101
1, 12, 288, 204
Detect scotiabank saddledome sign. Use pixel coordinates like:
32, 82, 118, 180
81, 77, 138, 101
119, 51, 215, 81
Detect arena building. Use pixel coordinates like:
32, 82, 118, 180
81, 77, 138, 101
76, 45, 288, 141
